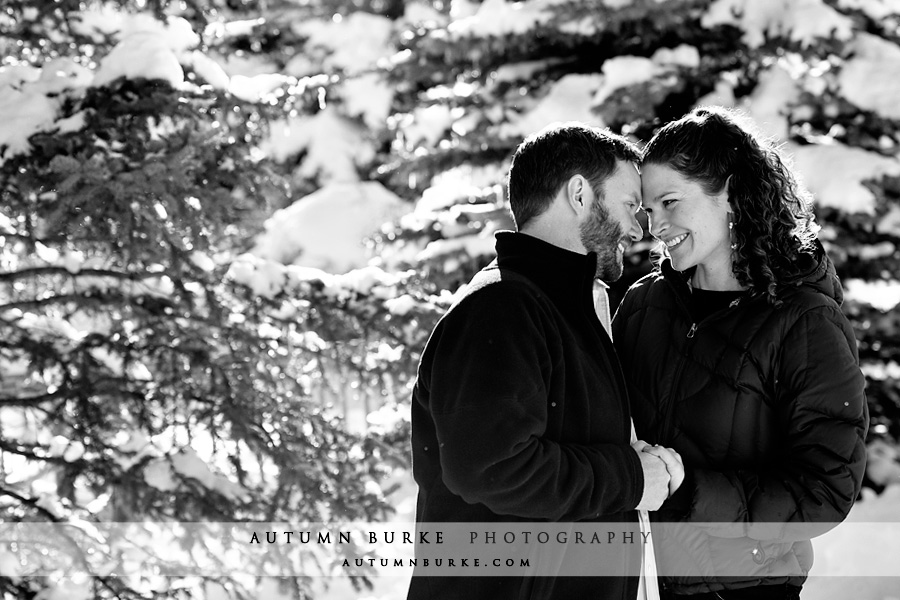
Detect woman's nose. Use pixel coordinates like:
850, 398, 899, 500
648, 214, 667, 240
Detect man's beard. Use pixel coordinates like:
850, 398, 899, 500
578, 194, 624, 282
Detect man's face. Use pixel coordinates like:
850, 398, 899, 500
578, 161, 643, 282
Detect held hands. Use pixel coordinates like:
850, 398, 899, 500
632, 440, 685, 511
642, 442, 685, 497
633, 440, 669, 511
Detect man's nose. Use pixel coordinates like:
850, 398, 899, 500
629, 214, 643, 242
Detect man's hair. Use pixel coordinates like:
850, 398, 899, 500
507, 122, 641, 229
641, 105, 818, 304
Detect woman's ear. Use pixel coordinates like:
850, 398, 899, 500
719, 174, 734, 212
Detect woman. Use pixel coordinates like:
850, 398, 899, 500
612, 106, 868, 600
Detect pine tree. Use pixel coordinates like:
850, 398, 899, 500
0, 1, 407, 598
3, 1, 900, 598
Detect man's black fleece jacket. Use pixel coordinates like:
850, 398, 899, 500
408, 231, 644, 600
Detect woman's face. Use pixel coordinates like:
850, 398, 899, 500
640, 163, 733, 277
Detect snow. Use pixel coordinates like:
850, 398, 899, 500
836, 0, 900, 18
383, 294, 419, 315
0, 549, 21, 580
170, 448, 248, 502
852, 241, 896, 260
402, 104, 455, 148
788, 142, 900, 214
402, 1, 450, 26
499, 74, 605, 138
227, 72, 293, 103
186, 51, 231, 90
838, 33, 900, 120
651, 45, 701, 68
703, 0, 854, 48
144, 458, 179, 491
416, 175, 496, 213
70, 4, 129, 40
741, 62, 800, 140
0, 84, 63, 161
189, 251, 216, 273
55, 112, 87, 135
292, 12, 395, 75
843, 279, 900, 311
696, 77, 738, 110
228, 256, 412, 304
63, 441, 85, 462
803, 487, 900, 600
329, 266, 408, 297
490, 58, 566, 87
861, 361, 900, 382
93, 16, 199, 88
593, 56, 660, 107
416, 233, 497, 265
876, 204, 900, 236
203, 18, 266, 41
114, 429, 152, 453
44, 435, 84, 462
251, 181, 408, 273
338, 73, 395, 131
261, 107, 375, 183
33, 575, 93, 600
211, 51, 280, 78
448, 0, 553, 37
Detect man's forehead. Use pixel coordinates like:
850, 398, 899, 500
615, 160, 642, 189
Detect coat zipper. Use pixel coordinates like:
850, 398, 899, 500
657, 284, 748, 444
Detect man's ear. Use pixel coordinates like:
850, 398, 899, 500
566, 175, 586, 214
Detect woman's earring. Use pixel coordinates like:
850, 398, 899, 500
728, 213, 737, 250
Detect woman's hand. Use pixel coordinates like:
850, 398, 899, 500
642, 445, 684, 497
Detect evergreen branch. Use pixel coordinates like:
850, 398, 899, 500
0, 293, 89, 312
0, 485, 64, 523
0, 486, 129, 600
0, 266, 164, 284
0, 388, 68, 407
0, 438, 74, 466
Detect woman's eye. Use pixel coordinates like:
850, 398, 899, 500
662, 199, 677, 208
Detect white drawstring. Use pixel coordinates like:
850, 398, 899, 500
594, 280, 661, 600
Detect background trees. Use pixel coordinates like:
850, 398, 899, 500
1, 0, 899, 598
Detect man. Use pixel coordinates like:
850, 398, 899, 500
407, 123, 677, 600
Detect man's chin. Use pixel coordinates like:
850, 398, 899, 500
596, 264, 623, 282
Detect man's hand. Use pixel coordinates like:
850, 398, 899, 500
632, 440, 670, 511
642, 444, 685, 497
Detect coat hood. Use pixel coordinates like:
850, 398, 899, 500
659, 240, 844, 306
786, 240, 844, 305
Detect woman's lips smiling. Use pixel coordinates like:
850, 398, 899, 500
665, 233, 689, 250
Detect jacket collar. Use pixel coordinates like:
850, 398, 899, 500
494, 231, 598, 312
658, 239, 843, 305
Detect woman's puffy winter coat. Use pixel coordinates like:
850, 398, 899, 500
612, 246, 868, 595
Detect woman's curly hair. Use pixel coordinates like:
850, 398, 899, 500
641, 106, 819, 304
